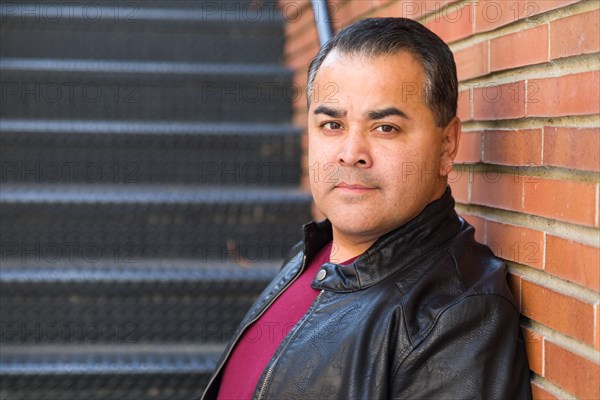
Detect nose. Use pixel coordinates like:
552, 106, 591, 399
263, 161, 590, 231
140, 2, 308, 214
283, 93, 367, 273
337, 132, 372, 168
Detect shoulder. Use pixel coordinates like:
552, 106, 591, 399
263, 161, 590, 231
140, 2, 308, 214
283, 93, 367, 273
398, 217, 518, 345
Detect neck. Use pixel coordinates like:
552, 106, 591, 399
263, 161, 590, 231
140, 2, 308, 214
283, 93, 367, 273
329, 228, 378, 264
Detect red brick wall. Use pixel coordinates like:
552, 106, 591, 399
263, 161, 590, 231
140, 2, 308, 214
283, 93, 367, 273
281, 0, 600, 398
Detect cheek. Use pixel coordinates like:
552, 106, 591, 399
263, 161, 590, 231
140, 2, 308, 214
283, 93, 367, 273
308, 150, 320, 179
307, 133, 323, 160
308, 143, 335, 177
375, 149, 413, 182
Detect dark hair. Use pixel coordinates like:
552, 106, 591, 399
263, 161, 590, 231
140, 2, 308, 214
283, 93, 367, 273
307, 17, 458, 127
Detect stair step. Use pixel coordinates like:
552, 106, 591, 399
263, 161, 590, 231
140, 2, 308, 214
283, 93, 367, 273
0, 182, 311, 203
0, 343, 224, 373
0, 184, 311, 260
0, 261, 279, 344
0, 344, 222, 400
0, 59, 295, 121
0, 119, 302, 185
0, 58, 289, 74
1, 0, 302, 395
1, 5, 284, 63
0, 3, 283, 22
1, 0, 279, 9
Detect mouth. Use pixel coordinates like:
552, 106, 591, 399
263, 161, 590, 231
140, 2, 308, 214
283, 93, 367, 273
335, 182, 377, 193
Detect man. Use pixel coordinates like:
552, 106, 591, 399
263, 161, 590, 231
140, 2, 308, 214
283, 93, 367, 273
202, 17, 531, 399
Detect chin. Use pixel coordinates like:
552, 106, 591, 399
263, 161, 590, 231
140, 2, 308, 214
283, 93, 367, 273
329, 216, 382, 237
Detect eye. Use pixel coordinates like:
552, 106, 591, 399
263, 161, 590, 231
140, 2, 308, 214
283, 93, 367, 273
375, 124, 398, 134
321, 122, 343, 130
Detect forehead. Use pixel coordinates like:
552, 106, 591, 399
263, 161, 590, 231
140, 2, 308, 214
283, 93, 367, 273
312, 50, 427, 110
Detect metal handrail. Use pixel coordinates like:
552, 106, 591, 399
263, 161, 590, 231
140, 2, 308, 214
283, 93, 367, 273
311, 0, 333, 46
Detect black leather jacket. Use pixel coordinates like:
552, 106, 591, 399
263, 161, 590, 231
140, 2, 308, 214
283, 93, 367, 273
202, 189, 532, 399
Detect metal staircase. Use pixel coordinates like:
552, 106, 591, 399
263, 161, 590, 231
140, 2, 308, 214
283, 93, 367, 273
0, 1, 311, 398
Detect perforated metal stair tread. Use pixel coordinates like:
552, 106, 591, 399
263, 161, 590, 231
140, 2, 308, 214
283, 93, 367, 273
0, 261, 281, 283
1, 11, 284, 63
1, 59, 293, 121
1, 344, 220, 400
0, 58, 290, 75
0, 184, 311, 204
1, 3, 283, 23
0, 119, 301, 136
0, 0, 304, 395
0, 258, 282, 271
1, 344, 225, 375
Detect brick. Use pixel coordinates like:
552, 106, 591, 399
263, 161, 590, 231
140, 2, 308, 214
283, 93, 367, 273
487, 221, 544, 269
522, 178, 596, 227
301, 129, 308, 150
521, 279, 595, 345
286, 43, 319, 71
545, 235, 600, 292
483, 129, 543, 166
448, 171, 469, 204
551, 9, 600, 59
283, 2, 313, 39
543, 127, 600, 172
279, 0, 311, 7
473, 81, 526, 120
286, 25, 319, 57
329, 1, 356, 32
385, 0, 449, 20
425, 2, 474, 43
428, 0, 461, 10
522, 327, 544, 375
350, 0, 376, 17
293, 104, 307, 120
326, 0, 346, 27
292, 86, 308, 113
545, 341, 600, 400
409, 0, 463, 19
301, 175, 311, 193
490, 24, 548, 72
454, 41, 489, 81
378, 0, 405, 18
475, 0, 527, 33
294, 69, 308, 91
460, 214, 486, 243
507, 272, 522, 310
455, 131, 481, 164
292, 98, 307, 116
531, 381, 558, 400
594, 305, 600, 351
371, 4, 391, 18
292, 100, 308, 116
293, 110, 308, 129
527, 71, 600, 117
471, 171, 523, 211
527, 0, 583, 17
292, 77, 308, 112
457, 89, 472, 121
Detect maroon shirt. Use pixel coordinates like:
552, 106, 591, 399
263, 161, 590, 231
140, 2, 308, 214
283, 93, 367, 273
217, 242, 357, 399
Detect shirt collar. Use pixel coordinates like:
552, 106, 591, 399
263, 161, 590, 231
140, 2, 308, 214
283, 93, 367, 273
304, 187, 462, 292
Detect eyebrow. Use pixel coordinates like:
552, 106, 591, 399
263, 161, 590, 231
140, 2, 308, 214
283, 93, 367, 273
313, 105, 347, 118
365, 107, 409, 120
312, 105, 410, 121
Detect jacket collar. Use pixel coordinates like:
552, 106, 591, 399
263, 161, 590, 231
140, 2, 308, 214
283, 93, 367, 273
306, 187, 462, 292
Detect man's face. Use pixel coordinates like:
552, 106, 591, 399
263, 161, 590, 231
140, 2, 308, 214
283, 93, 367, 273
307, 50, 459, 242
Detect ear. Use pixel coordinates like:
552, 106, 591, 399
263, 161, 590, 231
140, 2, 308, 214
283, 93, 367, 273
439, 116, 461, 177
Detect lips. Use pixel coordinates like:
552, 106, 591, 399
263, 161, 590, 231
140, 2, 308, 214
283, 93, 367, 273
335, 182, 376, 191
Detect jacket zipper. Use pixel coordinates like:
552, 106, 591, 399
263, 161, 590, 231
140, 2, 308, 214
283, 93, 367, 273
201, 254, 308, 400
256, 288, 325, 400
